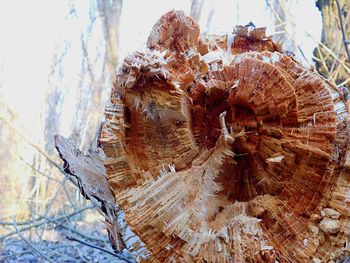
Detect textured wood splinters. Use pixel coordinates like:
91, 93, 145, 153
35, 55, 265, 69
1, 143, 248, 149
56, 10, 350, 263
99, 10, 350, 263
54, 135, 150, 261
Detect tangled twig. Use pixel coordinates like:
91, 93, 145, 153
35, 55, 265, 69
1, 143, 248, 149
0, 205, 95, 240
66, 235, 134, 262
335, 0, 350, 61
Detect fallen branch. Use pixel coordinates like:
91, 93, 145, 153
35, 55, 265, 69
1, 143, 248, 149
66, 235, 133, 263
0, 205, 94, 240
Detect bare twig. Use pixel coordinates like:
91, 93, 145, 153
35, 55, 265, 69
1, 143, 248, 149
59, 223, 108, 242
38, 176, 69, 239
335, 0, 350, 61
0, 115, 78, 189
338, 77, 350, 87
20, 157, 60, 182
265, 0, 311, 66
0, 205, 94, 240
309, 32, 350, 74
62, 184, 79, 209
0, 248, 34, 260
0, 217, 43, 226
267, 0, 350, 76
0, 116, 61, 171
66, 235, 133, 262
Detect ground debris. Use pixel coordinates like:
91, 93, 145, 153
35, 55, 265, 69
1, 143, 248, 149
0, 220, 133, 263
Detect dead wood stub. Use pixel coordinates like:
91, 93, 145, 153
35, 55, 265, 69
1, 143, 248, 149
57, 10, 350, 263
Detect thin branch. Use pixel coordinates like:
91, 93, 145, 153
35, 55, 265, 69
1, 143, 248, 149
335, 0, 350, 61
0, 205, 94, 240
267, 0, 350, 74
0, 116, 61, 171
38, 176, 69, 239
20, 157, 60, 182
265, 0, 310, 65
66, 236, 133, 263
0, 115, 79, 190
338, 77, 350, 87
0, 248, 34, 261
309, 32, 350, 74
59, 223, 108, 242
62, 184, 79, 209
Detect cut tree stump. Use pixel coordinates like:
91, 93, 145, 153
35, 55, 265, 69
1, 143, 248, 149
56, 10, 350, 263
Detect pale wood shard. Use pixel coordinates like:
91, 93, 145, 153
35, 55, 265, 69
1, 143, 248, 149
54, 135, 150, 261
54, 135, 115, 204
56, 10, 350, 263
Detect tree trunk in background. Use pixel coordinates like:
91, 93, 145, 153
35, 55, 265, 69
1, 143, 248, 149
315, 0, 350, 87
271, 0, 298, 53
190, 0, 204, 22
266, 0, 311, 65
97, 0, 123, 72
46, 0, 122, 154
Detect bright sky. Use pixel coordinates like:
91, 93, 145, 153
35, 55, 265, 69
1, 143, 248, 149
119, 0, 322, 64
0, 0, 322, 143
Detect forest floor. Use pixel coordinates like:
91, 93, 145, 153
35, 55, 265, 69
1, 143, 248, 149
0, 217, 133, 263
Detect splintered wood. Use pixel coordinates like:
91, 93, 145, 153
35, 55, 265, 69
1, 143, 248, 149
66, 10, 350, 262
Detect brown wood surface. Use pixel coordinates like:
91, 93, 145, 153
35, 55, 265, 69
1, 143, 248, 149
57, 10, 350, 262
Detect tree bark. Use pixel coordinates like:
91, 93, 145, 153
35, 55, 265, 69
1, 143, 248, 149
315, 0, 350, 87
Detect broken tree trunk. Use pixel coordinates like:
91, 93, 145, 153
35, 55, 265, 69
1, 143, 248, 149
56, 10, 350, 262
